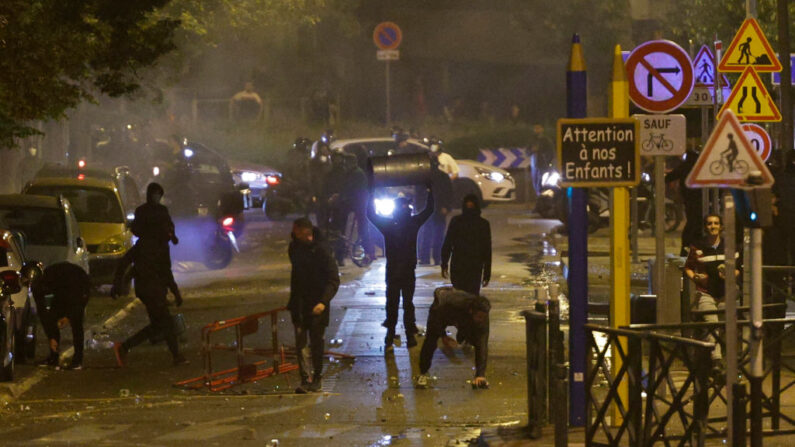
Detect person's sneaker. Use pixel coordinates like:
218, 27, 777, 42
415, 374, 430, 389
173, 354, 189, 366
406, 334, 417, 348
113, 342, 127, 367
308, 376, 322, 392
36, 355, 58, 368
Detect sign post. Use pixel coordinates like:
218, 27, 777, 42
373, 22, 402, 124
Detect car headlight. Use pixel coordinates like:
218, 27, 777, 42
475, 167, 506, 182
542, 171, 561, 187
97, 235, 127, 254
240, 171, 259, 183
374, 198, 395, 217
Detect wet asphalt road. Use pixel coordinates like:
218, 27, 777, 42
0, 204, 561, 446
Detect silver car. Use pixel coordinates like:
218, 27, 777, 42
0, 194, 89, 273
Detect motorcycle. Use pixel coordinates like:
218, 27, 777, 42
263, 174, 311, 220
637, 172, 683, 234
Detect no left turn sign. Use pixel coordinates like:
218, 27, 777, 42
626, 40, 695, 113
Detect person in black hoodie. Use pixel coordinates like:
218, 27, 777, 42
415, 287, 490, 389
367, 185, 434, 350
288, 217, 340, 393
665, 149, 703, 256
441, 194, 492, 295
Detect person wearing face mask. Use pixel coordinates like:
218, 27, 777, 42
441, 194, 492, 295
367, 184, 434, 351
288, 218, 340, 393
684, 214, 742, 377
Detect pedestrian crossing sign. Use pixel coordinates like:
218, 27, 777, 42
686, 109, 773, 188
693, 45, 730, 88
719, 67, 781, 122
719, 18, 782, 72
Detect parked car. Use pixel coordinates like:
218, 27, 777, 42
229, 161, 281, 209
330, 137, 516, 206
0, 229, 43, 379
0, 194, 89, 273
23, 176, 133, 285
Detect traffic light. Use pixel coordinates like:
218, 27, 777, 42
731, 188, 773, 228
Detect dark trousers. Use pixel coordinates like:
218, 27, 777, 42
418, 214, 446, 264
122, 295, 179, 358
353, 206, 374, 259
40, 306, 85, 364
680, 199, 702, 255
385, 274, 417, 334
294, 320, 326, 381
452, 274, 482, 296
419, 306, 445, 374
328, 206, 349, 264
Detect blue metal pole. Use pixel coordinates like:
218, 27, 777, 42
566, 33, 587, 427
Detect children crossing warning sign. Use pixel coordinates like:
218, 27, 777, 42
686, 109, 773, 188
719, 67, 781, 122
719, 18, 782, 72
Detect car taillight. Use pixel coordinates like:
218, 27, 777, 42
222, 217, 234, 229
77, 174, 85, 180
266, 175, 280, 186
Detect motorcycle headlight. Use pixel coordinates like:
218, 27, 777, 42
475, 167, 506, 182
542, 171, 561, 187
374, 198, 395, 217
240, 171, 258, 183
98, 235, 127, 254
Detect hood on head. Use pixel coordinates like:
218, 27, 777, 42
461, 193, 481, 215
146, 182, 164, 204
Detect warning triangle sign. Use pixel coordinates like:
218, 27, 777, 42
719, 67, 781, 122
719, 18, 782, 72
693, 45, 731, 88
686, 109, 773, 188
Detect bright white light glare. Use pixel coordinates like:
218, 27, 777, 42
183, 148, 194, 158
222, 217, 234, 227
152, 166, 160, 177
240, 171, 258, 182
126, 212, 135, 221
374, 198, 395, 216
642, 172, 651, 182
126, 124, 132, 130
487, 172, 505, 182
542, 171, 560, 187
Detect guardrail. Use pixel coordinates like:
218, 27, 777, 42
585, 324, 714, 447
175, 307, 354, 392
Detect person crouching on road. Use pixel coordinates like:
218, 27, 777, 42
288, 218, 340, 393
441, 194, 492, 295
416, 287, 490, 389
30, 262, 91, 370
367, 184, 434, 351
110, 242, 186, 367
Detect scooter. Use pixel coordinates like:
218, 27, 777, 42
263, 175, 311, 220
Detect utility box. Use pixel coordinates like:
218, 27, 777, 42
630, 294, 657, 324
648, 256, 686, 324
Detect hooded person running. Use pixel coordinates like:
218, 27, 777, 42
441, 194, 492, 295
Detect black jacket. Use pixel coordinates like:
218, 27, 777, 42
32, 262, 90, 315
367, 189, 434, 278
441, 200, 492, 283
429, 287, 490, 377
288, 228, 340, 326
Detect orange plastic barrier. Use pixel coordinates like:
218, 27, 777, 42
175, 307, 354, 392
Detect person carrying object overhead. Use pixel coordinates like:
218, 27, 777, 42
441, 194, 492, 295
367, 181, 434, 351
288, 218, 340, 393
415, 287, 490, 389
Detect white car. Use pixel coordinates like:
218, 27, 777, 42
0, 229, 42, 379
0, 194, 90, 274
330, 137, 516, 205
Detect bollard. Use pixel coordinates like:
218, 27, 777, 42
522, 303, 547, 439
548, 291, 568, 447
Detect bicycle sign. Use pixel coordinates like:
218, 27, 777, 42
686, 109, 773, 188
634, 114, 686, 156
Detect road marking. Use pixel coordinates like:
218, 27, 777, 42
156, 424, 249, 441
33, 424, 131, 443
274, 424, 357, 438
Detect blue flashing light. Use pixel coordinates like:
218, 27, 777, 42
750, 211, 758, 222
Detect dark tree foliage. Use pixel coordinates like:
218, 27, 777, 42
0, 0, 179, 148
